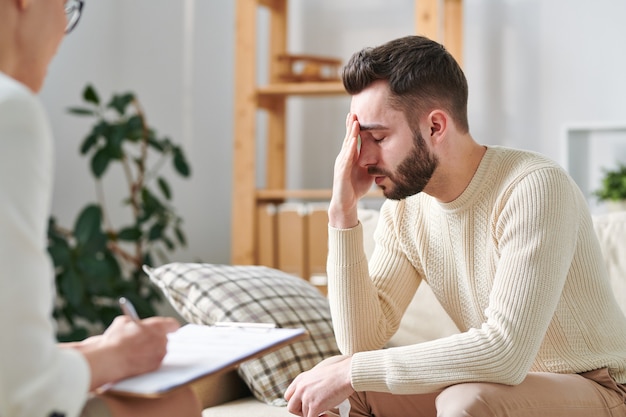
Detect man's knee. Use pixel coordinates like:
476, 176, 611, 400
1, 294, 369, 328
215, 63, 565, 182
436, 383, 501, 417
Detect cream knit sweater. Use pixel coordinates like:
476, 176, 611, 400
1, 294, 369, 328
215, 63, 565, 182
327, 146, 626, 394
0, 72, 90, 417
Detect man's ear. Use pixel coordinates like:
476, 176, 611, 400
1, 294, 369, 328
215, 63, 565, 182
426, 110, 448, 144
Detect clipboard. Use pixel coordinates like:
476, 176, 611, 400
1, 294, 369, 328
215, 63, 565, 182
103, 323, 308, 398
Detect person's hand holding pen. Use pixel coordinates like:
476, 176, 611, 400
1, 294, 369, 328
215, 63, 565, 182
60, 297, 180, 391
119, 296, 142, 323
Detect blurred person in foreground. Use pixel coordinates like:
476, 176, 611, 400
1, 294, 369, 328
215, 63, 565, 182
0, 1, 201, 416
285, 35, 626, 417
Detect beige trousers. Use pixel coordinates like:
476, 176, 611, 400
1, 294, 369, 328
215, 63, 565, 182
335, 369, 626, 417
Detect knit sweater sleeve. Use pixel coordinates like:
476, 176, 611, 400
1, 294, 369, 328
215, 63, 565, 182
0, 74, 90, 417
328, 166, 582, 394
327, 204, 423, 354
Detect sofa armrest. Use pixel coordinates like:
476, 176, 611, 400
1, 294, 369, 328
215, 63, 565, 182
190, 369, 251, 409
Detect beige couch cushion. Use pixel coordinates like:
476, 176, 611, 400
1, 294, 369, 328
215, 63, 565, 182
202, 397, 292, 417
147, 263, 340, 406
591, 211, 626, 316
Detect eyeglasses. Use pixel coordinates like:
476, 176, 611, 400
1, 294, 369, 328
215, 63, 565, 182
65, 0, 84, 34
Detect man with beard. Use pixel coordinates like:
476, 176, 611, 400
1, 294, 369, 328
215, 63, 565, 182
284, 35, 626, 417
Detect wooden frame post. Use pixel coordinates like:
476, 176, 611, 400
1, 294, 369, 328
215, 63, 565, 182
231, 0, 258, 264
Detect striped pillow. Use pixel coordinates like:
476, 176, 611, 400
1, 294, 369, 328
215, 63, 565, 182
145, 263, 340, 406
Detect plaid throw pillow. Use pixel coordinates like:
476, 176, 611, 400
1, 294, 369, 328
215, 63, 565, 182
144, 263, 340, 406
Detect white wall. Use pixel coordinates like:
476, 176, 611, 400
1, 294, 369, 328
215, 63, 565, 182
41, 1, 235, 264
40, 0, 626, 264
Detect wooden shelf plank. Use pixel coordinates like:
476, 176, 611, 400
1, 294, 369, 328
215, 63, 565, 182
257, 81, 346, 97
256, 188, 384, 201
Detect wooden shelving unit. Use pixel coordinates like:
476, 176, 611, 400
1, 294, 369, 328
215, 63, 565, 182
231, 0, 464, 268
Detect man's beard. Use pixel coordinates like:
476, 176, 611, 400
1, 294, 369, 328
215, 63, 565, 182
368, 131, 438, 200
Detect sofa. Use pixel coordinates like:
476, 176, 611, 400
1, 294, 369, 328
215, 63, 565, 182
147, 209, 626, 417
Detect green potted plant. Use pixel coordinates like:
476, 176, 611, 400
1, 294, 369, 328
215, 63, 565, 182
593, 163, 626, 211
48, 85, 191, 341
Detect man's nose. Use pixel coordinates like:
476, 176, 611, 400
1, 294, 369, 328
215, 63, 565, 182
357, 138, 377, 168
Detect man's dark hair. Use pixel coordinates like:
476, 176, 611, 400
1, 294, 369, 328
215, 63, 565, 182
342, 35, 469, 133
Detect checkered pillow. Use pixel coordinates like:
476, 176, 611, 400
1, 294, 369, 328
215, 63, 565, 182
144, 263, 340, 406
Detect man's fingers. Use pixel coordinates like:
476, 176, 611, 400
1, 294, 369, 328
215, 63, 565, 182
286, 390, 303, 416
284, 379, 295, 401
339, 122, 360, 164
343, 113, 358, 146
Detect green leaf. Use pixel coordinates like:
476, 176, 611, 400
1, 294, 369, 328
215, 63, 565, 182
157, 177, 172, 200
80, 133, 99, 155
57, 327, 89, 343
125, 115, 144, 141
594, 163, 626, 201
59, 305, 76, 325
148, 222, 165, 241
76, 254, 115, 280
161, 137, 173, 148
127, 114, 143, 130
99, 306, 122, 327
73, 205, 102, 247
106, 124, 126, 159
80, 232, 107, 256
59, 267, 84, 308
143, 251, 154, 267
67, 107, 96, 116
83, 84, 100, 105
107, 93, 135, 116
147, 137, 165, 152
91, 148, 110, 178
92, 120, 109, 137
104, 251, 122, 278
74, 302, 101, 323
140, 188, 164, 222
162, 235, 174, 250
114, 278, 135, 293
173, 147, 191, 177
117, 226, 142, 241
77, 255, 119, 296
47, 238, 72, 268
125, 296, 156, 319
174, 226, 187, 246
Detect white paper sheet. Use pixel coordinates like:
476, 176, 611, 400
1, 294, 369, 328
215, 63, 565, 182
106, 323, 306, 396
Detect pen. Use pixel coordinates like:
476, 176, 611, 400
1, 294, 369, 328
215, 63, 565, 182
119, 297, 141, 323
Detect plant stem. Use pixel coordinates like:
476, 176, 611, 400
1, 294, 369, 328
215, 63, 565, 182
132, 98, 150, 267
95, 180, 114, 232
107, 241, 141, 266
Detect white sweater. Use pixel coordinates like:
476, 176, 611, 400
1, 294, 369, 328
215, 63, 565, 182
0, 72, 90, 417
327, 146, 626, 394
